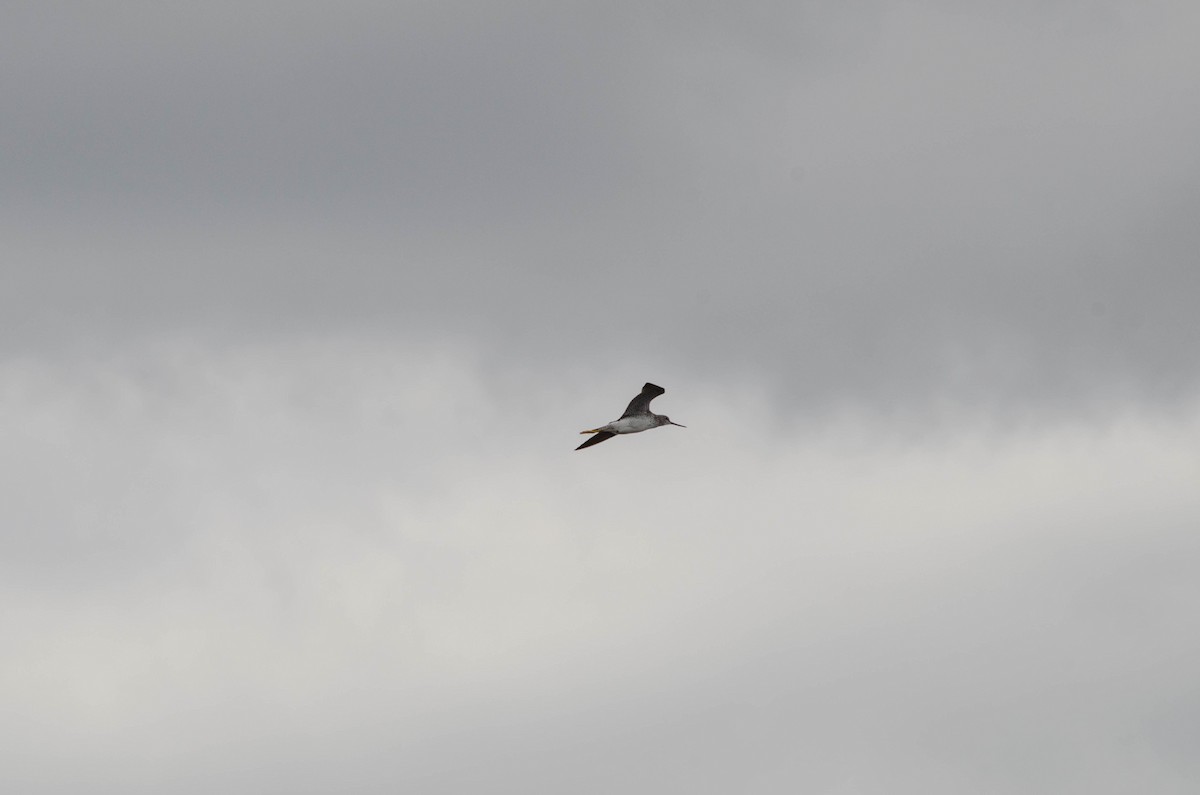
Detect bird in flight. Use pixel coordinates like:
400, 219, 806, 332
576, 382, 685, 451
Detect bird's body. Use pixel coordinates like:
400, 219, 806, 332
605, 414, 662, 434
576, 382, 684, 450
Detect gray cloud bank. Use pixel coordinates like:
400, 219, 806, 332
4, 2, 1199, 416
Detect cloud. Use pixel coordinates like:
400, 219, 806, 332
3, 3, 1199, 791
2, 341, 1198, 792
3, 2, 1199, 414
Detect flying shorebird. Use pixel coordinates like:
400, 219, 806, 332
576, 382, 685, 451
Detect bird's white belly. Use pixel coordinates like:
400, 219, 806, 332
609, 416, 656, 434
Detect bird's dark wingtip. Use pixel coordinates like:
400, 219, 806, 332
620, 383, 668, 419
575, 431, 616, 450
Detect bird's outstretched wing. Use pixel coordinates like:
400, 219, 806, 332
575, 431, 616, 451
620, 383, 666, 418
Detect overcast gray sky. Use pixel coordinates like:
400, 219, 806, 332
3, 3, 1199, 793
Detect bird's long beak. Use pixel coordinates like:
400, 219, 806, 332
669, 421, 686, 427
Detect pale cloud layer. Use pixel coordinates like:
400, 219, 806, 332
4, 342, 1199, 793
3, 3, 1199, 793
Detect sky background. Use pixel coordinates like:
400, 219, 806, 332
3, 2, 1199, 793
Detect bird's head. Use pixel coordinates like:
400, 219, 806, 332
657, 415, 686, 428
